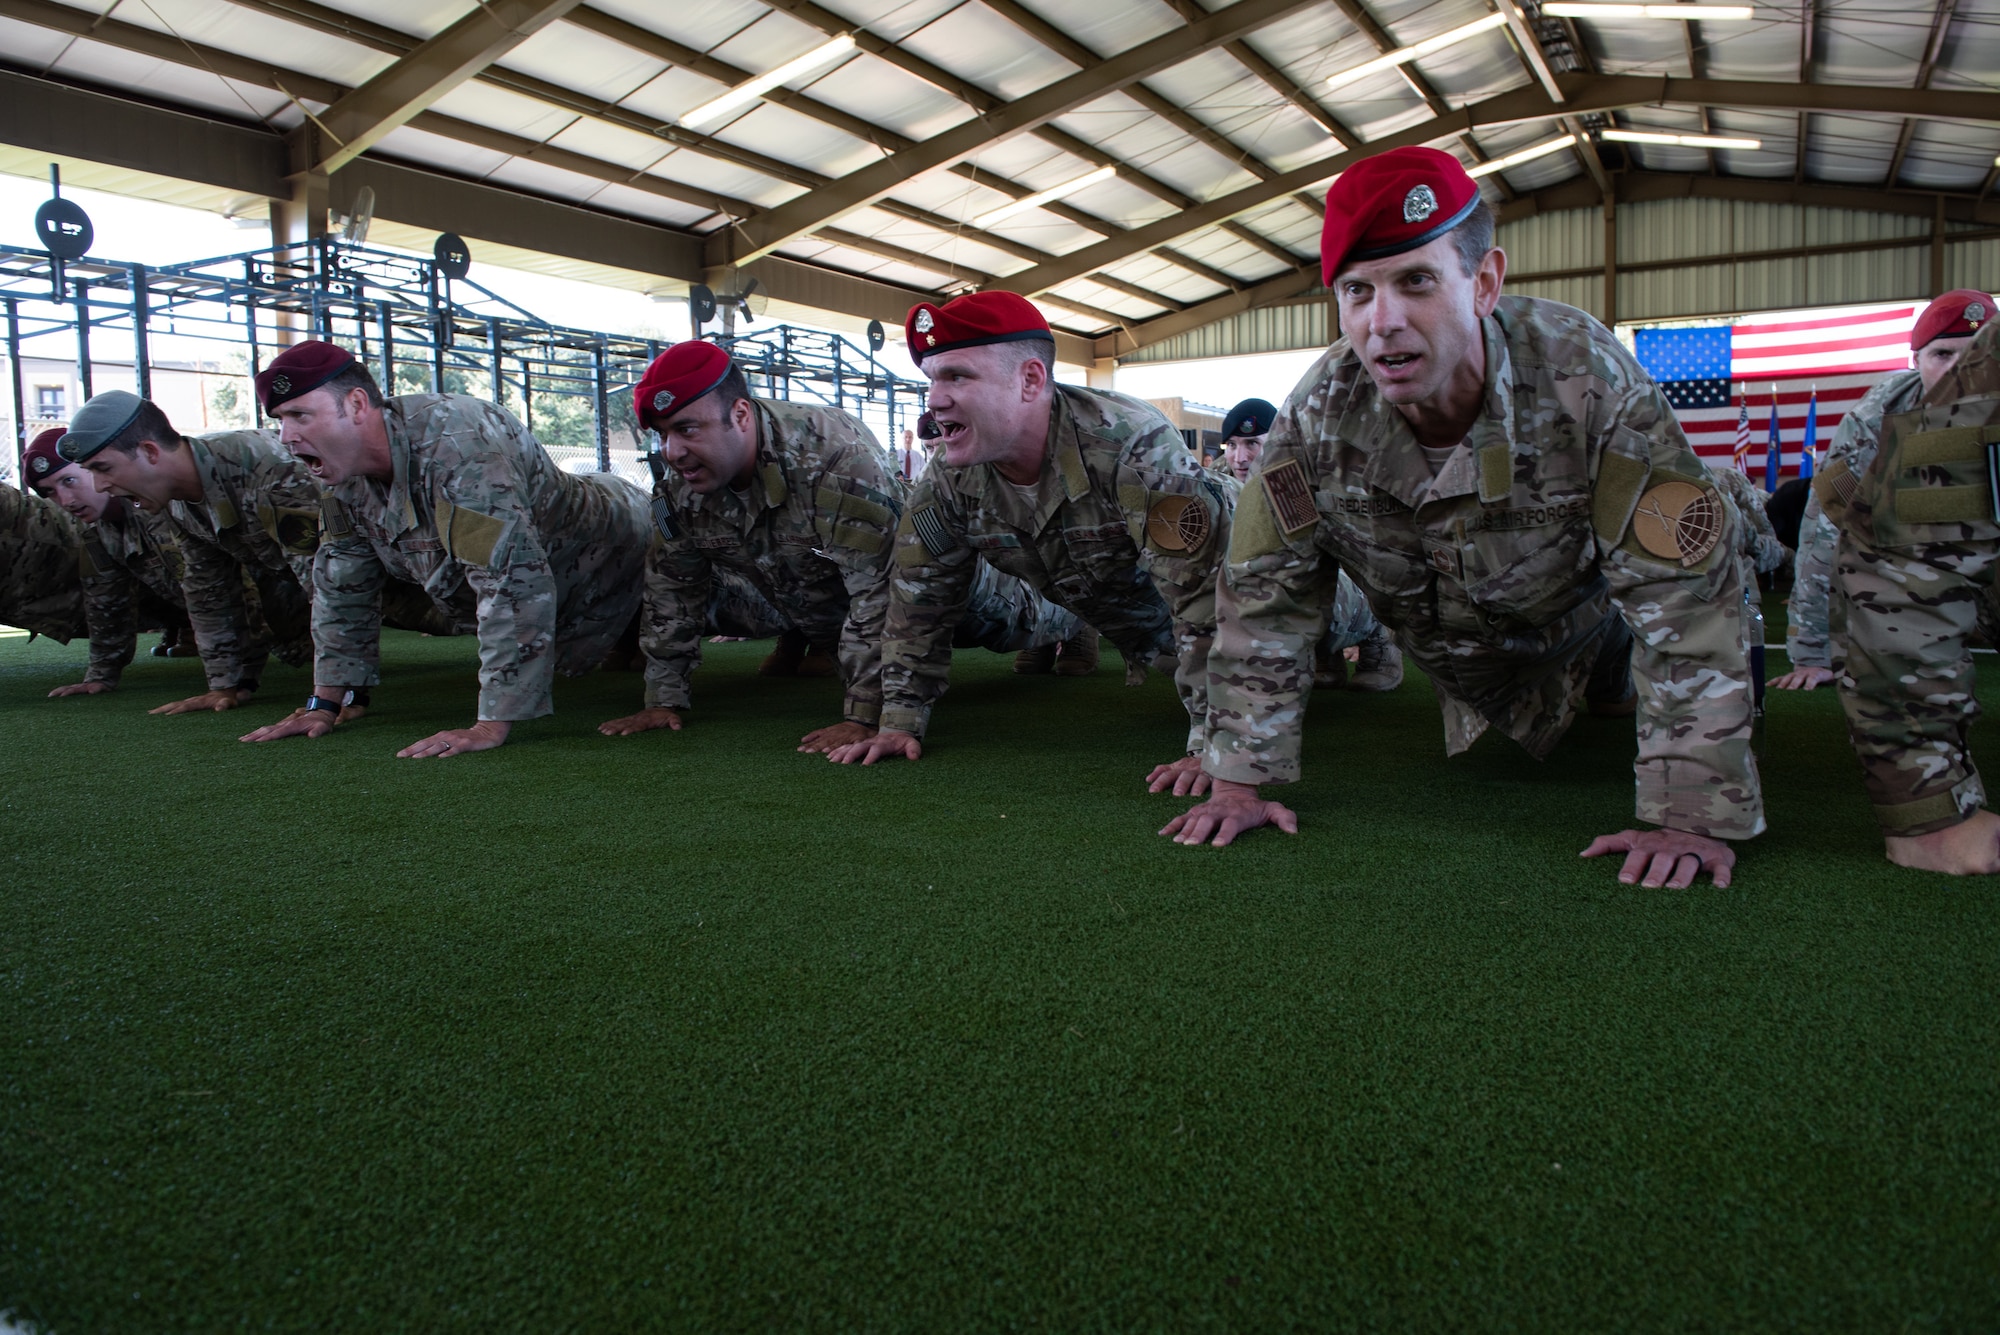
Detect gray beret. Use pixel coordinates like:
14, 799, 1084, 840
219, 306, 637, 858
57, 390, 146, 463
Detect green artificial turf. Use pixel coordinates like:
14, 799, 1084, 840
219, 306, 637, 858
2, 617, 1995, 1332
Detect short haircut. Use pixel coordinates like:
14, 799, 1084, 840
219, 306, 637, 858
708, 363, 753, 416
1450, 198, 1497, 278
1000, 337, 1058, 378
103, 399, 183, 455
322, 362, 385, 411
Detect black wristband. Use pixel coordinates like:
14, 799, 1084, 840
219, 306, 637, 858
237, 678, 259, 694
347, 688, 371, 708
304, 694, 343, 715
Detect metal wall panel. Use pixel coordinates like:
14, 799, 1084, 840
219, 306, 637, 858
1122, 199, 1998, 363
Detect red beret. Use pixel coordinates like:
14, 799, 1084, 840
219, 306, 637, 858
633, 341, 732, 426
905, 291, 1050, 365
257, 340, 358, 414
1320, 146, 1482, 285
22, 427, 73, 492
1912, 289, 1996, 350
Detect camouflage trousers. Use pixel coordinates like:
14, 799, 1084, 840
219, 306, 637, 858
1836, 531, 1995, 836
706, 568, 792, 639
955, 562, 1081, 653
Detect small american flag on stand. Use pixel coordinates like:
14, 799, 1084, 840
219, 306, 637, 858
1633, 300, 1921, 479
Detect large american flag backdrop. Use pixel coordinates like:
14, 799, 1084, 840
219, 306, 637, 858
1631, 301, 1922, 478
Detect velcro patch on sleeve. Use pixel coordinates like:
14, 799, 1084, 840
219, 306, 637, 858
651, 496, 681, 543
81, 540, 112, 578
830, 522, 887, 555
1591, 447, 1652, 547
319, 495, 354, 540
437, 500, 509, 568
1894, 484, 1992, 525
1260, 458, 1319, 536
1227, 470, 1285, 563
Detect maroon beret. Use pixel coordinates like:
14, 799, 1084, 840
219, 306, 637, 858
23, 427, 73, 492
633, 341, 733, 426
1320, 146, 1482, 285
905, 291, 1050, 365
256, 340, 358, 414
1911, 289, 1996, 350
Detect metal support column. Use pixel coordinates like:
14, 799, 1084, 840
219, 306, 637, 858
6, 299, 25, 481
73, 280, 93, 401
1602, 200, 1618, 329
378, 301, 395, 393
592, 341, 610, 473
129, 264, 152, 402
488, 318, 503, 407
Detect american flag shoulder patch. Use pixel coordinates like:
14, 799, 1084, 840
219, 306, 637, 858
911, 505, 958, 558
1261, 459, 1320, 535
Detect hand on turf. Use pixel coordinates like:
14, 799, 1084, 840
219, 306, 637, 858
398, 720, 511, 759
1146, 755, 1212, 797
827, 727, 921, 765
48, 680, 113, 697
599, 706, 683, 736
1884, 807, 2000, 875
1769, 665, 1835, 690
1159, 779, 1298, 847
798, 720, 874, 754
239, 707, 339, 743
1580, 828, 1735, 888
152, 687, 254, 715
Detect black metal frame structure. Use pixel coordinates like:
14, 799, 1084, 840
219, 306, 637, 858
1, 236, 929, 481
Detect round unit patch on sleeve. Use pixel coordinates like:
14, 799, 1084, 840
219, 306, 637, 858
1145, 493, 1211, 553
1631, 480, 1723, 567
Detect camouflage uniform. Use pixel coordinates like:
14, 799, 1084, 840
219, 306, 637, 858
881, 385, 1233, 751
1711, 464, 1788, 656
1829, 319, 2000, 835
642, 398, 1076, 720
1206, 295, 1764, 840
164, 429, 320, 690
76, 501, 197, 685
316, 394, 650, 720
0, 483, 88, 642
1788, 371, 1924, 670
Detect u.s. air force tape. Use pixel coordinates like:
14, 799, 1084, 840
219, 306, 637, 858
1260, 458, 1319, 535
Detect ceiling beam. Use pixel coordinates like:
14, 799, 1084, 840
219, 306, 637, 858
702, 0, 1322, 268
1886, 0, 1958, 188
301, 0, 585, 175
986, 73, 2000, 297
1496, 167, 2000, 228
1092, 263, 1321, 359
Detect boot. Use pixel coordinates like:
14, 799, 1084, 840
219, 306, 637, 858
759, 628, 810, 676
1312, 642, 1347, 689
1053, 626, 1100, 677
796, 644, 838, 678
1348, 624, 1404, 692
1014, 643, 1057, 675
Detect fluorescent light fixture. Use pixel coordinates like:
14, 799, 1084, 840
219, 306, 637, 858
1323, 12, 1508, 93
679, 34, 856, 130
972, 166, 1118, 229
1604, 128, 1762, 149
1466, 134, 1576, 177
1545, 3, 1754, 17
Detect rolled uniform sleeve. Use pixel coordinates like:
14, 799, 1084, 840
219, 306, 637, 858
1595, 387, 1765, 839
179, 530, 259, 691
808, 464, 903, 726
879, 476, 978, 738
312, 512, 388, 691
1115, 430, 1235, 754
638, 526, 712, 712
1201, 408, 1343, 786
79, 543, 138, 685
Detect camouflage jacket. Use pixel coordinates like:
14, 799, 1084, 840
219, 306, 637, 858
643, 399, 903, 721
164, 429, 321, 689
1827, 322, 2000, 834
317, 394, 650, 721
1208, 295, 1764, 840
79, 500, 186, 684
1711, 464, 1787, 652
0, 483, 87, 642
1788, 370, 1922, 668
881, 385, 1233, 750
